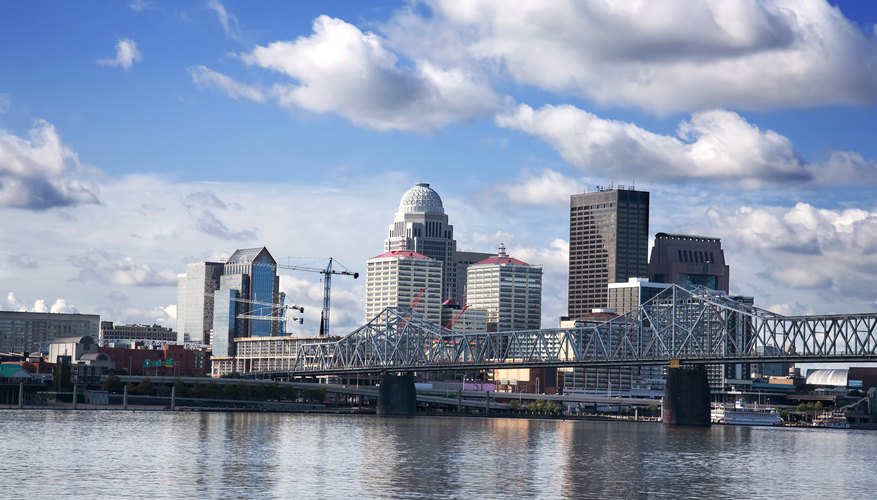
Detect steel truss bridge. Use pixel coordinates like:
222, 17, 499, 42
251, 285, 877, 377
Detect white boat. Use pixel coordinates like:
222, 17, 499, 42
812, 412, 850, 429
711, 401, 783, 426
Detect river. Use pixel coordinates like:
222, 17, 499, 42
0, 410, 874, 498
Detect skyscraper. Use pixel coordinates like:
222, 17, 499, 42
175, 261, 223, 344
385, 183, 458, 303
648, 233, 744, 391
568, 187, 649, 319
211, 247, 281, 357
466, 243, 543, 332
648, 233, 730, 292
365, 247, 443, 325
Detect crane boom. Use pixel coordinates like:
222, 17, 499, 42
275, 257, 359, 337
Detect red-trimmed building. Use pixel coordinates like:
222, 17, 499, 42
466, 243, 543, 332
365, 247, 443, 325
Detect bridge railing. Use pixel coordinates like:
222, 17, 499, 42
254, 285, 877, 376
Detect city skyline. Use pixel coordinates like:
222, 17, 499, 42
1, 1, 876, 336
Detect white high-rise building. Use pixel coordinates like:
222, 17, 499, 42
365, 248, 443, 325
175, 262, 223, 344
466, 244, 543, 332
384, 183, 458, 303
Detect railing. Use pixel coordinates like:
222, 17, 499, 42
246, 285, 877, 377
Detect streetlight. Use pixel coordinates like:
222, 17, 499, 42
536, 377, 540, 394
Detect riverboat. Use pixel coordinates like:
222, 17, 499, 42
812, 412, 850, 429
711, 401, 783, 426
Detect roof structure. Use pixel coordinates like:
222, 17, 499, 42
227, 247, 274, 264
806, 369, 848, 387
0, 364, 30, 378
398, 183, 444, 214
371, 249, 431, 260
473, 243, 529, 266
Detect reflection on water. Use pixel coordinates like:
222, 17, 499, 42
1, 410, 875, 498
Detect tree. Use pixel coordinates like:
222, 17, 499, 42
104, 374, 124, 393
136, 377, 154, 396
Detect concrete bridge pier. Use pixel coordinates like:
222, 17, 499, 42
662, 365, 710, 426
376, 373, 417, 416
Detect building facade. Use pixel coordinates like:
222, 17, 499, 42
454, 250, 494, 306
211, 247, 282, 357
0, 311, 100, 354
568, 187, 649, 319
175, 261, 223, 344
648, 233, 730, 292
466, 244, 543, 332
648, 233, 743, 391
99, 322, 177, 344
365, 248, 443, 325
384, 183, 458, 303
608, 277, 671, 315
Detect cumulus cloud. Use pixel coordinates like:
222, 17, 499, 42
3, 292, 79, 313
385, 0, 877, 114
98, 291, 176, 325
194, 15, 502, 132
207, 0, 241, 40
98, 38, 142, 69
0, 119, 100, 209
498, 169, 585, 207
496, 104, 877, 188
705, 203, 877, 305
69, 250, 177, 287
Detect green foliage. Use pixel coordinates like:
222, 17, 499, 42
796, 401, 824, 412
173, 380, 189, 397
221, 372, 242, 379
104, 374, 124, 393
523, 399, 561, 414
135, 377, 154, 395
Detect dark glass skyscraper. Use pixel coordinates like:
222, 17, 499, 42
568, 188, 649, 319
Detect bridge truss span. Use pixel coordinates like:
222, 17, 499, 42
257, 285, 877, 377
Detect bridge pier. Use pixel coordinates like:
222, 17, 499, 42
376, 373, 417, 416
662, 365, 710, 426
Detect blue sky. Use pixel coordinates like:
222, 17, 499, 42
1, 0, 876, 337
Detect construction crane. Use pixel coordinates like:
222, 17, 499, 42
444, 304, 469, 330
399, 288, 426, 332
276, 258, 359, 337
232, 295, 304, 327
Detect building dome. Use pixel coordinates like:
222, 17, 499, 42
399, 183, 444, 214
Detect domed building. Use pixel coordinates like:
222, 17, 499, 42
384, 183, 458, 303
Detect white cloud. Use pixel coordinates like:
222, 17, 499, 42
498, 169, 585, 207
207, 0, 241, 40
496, 104, 877, 188
704, 203, 877, 308
188, 65, 266, 102
69, 250, 178, 287
385, 0, 877, 114
193, 15, 502, 132
98, 38, 142, 70
128, 0, 152, 12
0, 119, 100, 209
2, 292, 80, 314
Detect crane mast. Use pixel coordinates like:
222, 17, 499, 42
275, 257, 359, 337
